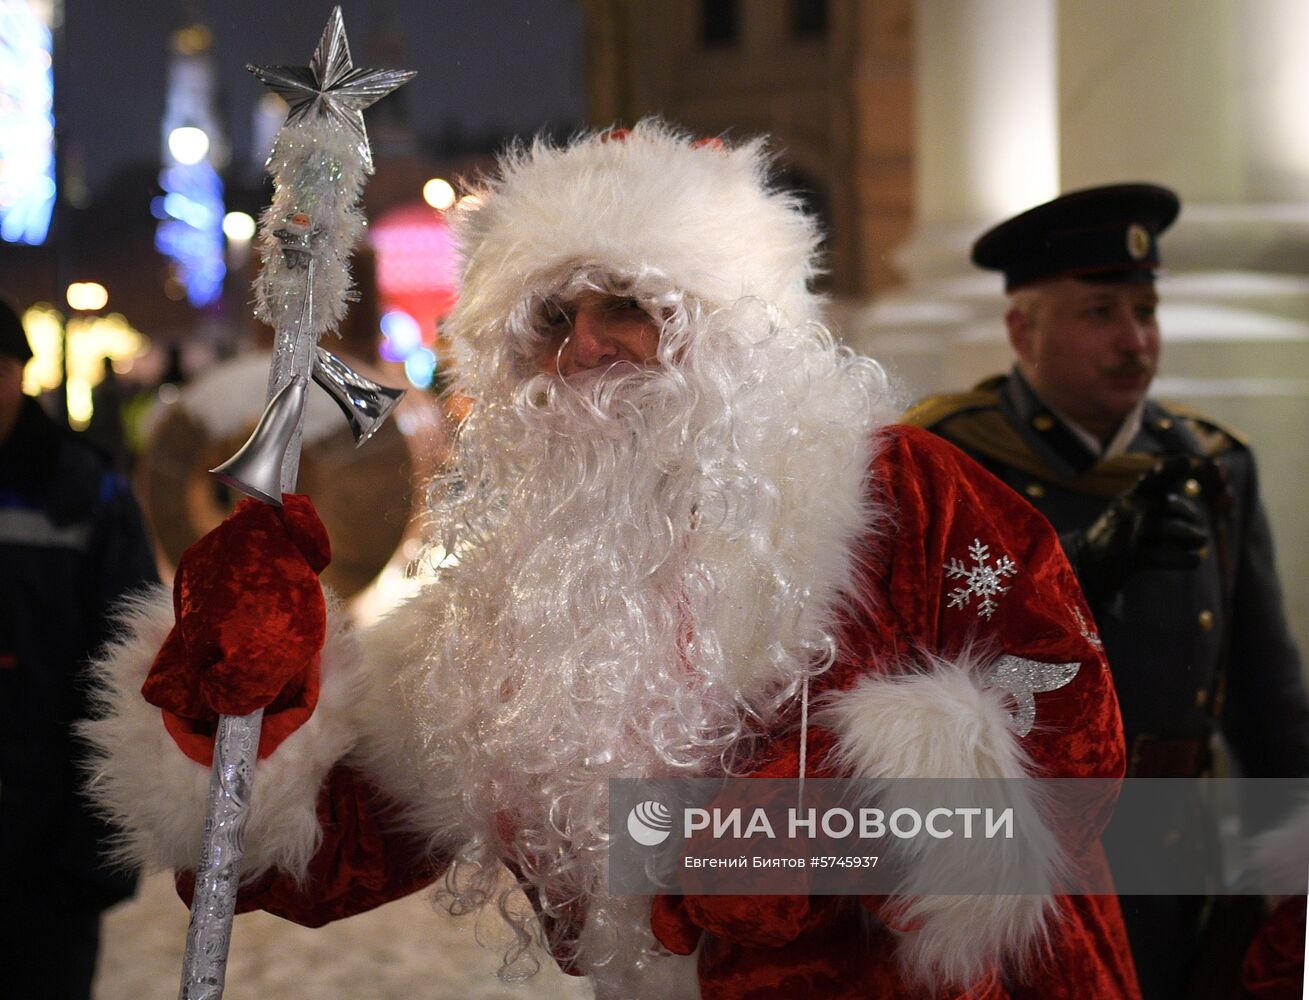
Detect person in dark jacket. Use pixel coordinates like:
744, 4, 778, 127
903, 184, 1309, 1000
0, 296, 158, 999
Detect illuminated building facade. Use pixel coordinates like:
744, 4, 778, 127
584, 0, 915, 300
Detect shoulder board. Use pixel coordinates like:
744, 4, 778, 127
1162, 402, 1250, 454
901, 388, 999, 429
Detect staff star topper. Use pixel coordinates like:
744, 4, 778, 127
246, 5, 416, 174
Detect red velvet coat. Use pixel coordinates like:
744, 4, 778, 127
151, 426, 1139, 999
1244, 897, 1307, 999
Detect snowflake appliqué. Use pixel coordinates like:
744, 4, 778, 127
944, 539, 1018, 620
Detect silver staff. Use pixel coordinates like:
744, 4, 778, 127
178, 9, 413, 997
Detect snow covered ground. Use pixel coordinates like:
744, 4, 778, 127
95, 871, 594, 1000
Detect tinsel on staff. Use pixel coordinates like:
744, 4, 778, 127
178, 9, 413, 999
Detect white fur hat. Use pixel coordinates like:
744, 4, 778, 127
445, 119, 824, 352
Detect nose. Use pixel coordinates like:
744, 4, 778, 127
1114, 310, 1151, 352
567, 304, 618, 370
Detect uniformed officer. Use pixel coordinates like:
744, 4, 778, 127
903, 184, 1309, 1000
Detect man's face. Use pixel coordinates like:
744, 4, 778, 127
1006, 277, 1160, 439
533, 291, 662, 379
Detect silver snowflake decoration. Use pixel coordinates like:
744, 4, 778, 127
944, 538, 1018, 620
981, 655, 1081, 737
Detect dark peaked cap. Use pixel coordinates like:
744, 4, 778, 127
972, 183, 1180, 291
0, 297, 32, 363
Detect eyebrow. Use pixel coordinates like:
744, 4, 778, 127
1072, 291, 1158, 307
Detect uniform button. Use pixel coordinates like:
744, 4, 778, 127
1155, 417, 1174, 431
1032, 414, 1055, 431
1025, 482, 1046, 498
1195, 688, 1209, 709
1198, 610, 1215, 631
1183, 478, 1202, 498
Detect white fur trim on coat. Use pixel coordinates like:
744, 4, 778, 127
817, 647, 1063, 990
1245, 798, 1309, 898
81, 584, 364, 883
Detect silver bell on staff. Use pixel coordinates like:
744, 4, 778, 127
210, 349, 406, 506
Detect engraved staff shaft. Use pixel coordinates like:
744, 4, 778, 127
178, 260, 318, 1000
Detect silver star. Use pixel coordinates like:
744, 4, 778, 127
246, 5, 416, 173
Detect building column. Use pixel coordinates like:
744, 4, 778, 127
1238, 0, 1309, 203
1056, 0, 1309, 276
898, 0, 1058, 283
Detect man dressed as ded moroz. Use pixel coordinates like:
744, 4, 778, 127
905, 184, 1309, 998
87, 123, 1142, 999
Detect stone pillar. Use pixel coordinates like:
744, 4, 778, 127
901, 0, 1058, 282
1059, 0, 1309, 206
1239, 0, 1309, 202
1057, 0, 1244, 201
1055, 0, 1309, 276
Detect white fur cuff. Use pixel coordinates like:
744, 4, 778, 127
817, 649, 1063, 989
1245, 798, 1309, 898
81, 585, 364, 883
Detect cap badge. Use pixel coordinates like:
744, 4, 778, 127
1126, 223, 1151, 260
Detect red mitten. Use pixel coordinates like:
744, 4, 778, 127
142, 494, 331, 765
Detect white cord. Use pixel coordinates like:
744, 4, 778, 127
797, 675, 810, 810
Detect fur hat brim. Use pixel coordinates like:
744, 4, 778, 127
446, 119, 824, 358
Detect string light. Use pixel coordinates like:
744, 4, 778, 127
167, 126, 211, 166
20, 305, 150, 430
422, 178, 456, 211
66, 282, 109, 311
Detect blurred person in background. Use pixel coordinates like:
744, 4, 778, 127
0, 295, 158, 999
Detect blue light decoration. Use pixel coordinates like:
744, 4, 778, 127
155, 23, 227, 308
403, 347, 437, 389
379, 308, 422, 360
379, 309, 436, 388
0, 1, 57, 245
154, 160, 225, 307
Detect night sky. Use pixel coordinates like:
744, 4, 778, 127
60, 0, 587, 190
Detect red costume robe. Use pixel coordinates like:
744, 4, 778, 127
89, 426, 1140, 999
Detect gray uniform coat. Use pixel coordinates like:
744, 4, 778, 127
906, 370, 1309, 999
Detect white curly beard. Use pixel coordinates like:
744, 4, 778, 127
381, 292, 896, 993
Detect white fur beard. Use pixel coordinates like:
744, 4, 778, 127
405, 301, 894, 984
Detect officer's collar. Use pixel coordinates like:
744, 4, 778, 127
1000, 369, 1145, 475
1063, 396, 1146, 460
